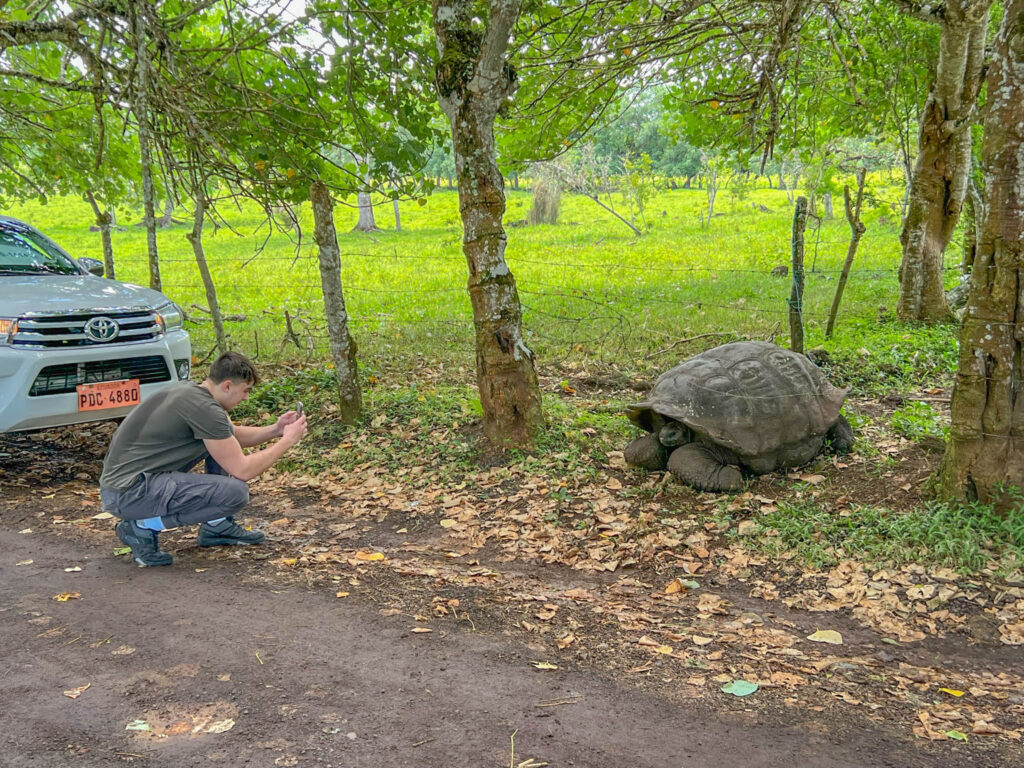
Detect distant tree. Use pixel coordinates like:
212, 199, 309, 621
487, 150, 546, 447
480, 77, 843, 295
553, 144, 641, 236
528, 164, 561, 225
657, 140, 702, 187
622, 153, 654, 229
424, 143, 456, 188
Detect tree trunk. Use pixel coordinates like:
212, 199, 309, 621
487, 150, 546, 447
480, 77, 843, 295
826, 171, 867, 338
962, 185, 977, 274
186, 192, 229, 355
158, 197, 175, 227
311, 180, 361, 424
434, 0, 543, 448
937, 2, 1024, 505
392, 198, 401, 232
132, 3, 160, 291
823, 192, 833, 220
85, 190, 115, 279
963, 173, 984, 273
703, 167, 718, 229
897, 1, 991, 323
352, 190, 378, 232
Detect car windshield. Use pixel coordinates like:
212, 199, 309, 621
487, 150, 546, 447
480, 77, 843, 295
0, 225, 79, 275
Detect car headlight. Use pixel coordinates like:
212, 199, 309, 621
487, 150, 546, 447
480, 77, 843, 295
155, 303, 184, 332
0, 317, 16, 344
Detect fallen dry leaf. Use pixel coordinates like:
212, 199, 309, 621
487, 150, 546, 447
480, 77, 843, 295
203, 719, 235, 734
63, 684, 90, 699
52, 592, 81, 602
355, 551, 385, 562
737, 520, 758, 536
806, 629, 843, 645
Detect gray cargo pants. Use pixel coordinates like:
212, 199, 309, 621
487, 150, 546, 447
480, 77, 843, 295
99, 457, 249, 528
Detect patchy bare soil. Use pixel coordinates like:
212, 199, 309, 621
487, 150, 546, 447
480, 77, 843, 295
1, 407, 1023, 767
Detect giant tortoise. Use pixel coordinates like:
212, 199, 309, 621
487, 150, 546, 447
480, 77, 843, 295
624, 341, 853, 492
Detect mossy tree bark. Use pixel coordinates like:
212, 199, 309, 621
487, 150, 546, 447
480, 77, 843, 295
132, 1, 161, 292
311, 181, 362, 424
185, 189, 229, 355
896, 0, 992, 323
937, 1, 1024, 504
433, 0, 544, 448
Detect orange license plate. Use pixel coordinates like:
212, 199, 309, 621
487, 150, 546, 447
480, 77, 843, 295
77, 379, 141, 412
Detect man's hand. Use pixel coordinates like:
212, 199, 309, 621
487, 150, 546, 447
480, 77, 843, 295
206, 414, 308, 482
274, 409, 301, 437
281, 414, 308, 447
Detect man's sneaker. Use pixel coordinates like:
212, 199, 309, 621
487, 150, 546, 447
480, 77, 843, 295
198, 519, 265, 547
115, 520, 173, 567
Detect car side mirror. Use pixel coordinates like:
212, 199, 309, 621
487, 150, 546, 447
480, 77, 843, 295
78, 257, 105, 277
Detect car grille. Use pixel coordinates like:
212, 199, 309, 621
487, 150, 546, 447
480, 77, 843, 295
11, 310, 162, 347
29, 356, 171, 396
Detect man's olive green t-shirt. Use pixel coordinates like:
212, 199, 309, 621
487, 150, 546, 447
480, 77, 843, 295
99, 382, 234, 491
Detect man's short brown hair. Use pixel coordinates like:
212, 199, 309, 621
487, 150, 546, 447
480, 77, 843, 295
208, 351, 260, 386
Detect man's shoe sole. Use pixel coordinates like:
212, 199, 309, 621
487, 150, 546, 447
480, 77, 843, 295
198, 534, 265, 547
134, 554, 173, 567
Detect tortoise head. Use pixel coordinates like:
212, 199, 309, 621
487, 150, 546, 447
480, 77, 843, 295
658, 420, 693, 448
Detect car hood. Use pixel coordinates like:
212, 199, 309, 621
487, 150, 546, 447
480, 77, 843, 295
0, 274, 174, 316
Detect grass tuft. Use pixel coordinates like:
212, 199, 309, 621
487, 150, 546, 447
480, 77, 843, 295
740, 499, 1024, 574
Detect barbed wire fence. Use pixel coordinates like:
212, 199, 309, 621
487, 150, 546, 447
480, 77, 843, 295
148, 218, 968, 385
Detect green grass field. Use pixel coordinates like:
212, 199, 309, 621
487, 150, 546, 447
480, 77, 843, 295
9, 183, 1019, 574
4, 180, 960, 389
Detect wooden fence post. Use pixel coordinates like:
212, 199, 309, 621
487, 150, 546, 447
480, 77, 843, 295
788, 196, 808, 354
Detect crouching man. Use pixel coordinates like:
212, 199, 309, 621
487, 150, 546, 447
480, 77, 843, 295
99, 351, 307, 567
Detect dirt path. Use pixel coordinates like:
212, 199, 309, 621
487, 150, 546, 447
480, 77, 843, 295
1, 528, 952, 768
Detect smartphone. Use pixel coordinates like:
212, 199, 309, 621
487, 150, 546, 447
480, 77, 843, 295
296, 401, 304, 417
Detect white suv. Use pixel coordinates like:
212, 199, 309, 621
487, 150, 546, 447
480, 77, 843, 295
0, 215, 191, 433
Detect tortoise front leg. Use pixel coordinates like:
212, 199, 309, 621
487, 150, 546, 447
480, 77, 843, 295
667, 442, 744, 492
624, 433, 668, 471
825, 414, 855, 454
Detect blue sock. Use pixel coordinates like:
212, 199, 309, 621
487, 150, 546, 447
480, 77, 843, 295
136, 517, 165, 532
205, 517, 226, 528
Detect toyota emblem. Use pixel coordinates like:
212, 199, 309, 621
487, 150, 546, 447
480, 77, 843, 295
84, 316, 120, 343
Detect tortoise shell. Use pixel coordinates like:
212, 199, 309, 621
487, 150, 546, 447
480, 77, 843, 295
626, 342, 847, 459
